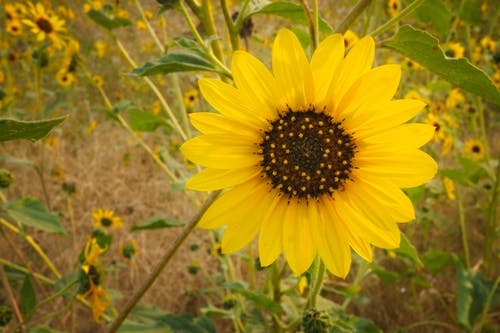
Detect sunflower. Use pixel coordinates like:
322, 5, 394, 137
343, 29, 359, 49
120, 239, 139, 261
92, 208, 123, 228
181, 29, 437, 277
6, 19, 22, 36
388, 0, 400, 17
445, 42, 465, 58
22, 2, 67, 49
464, 139, 485, 161
183, 89, 199, 109
56, 69, 76, 87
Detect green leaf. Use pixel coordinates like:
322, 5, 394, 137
439, 156, 488, 186
127, 109, 170, 132
131, 216, 184, 231
5, 197, 66, 234
223, 282, 282, 313
0, 117, 66, 142
20, 275, 36, 317
393, 233, 423, 267
383, 25, 500, 106
87, 9, 132, 30
369, 264, 398, 284
413, 0, 451, 38
423, 249, 456, 275
119, 313, 215, 333
128, 53, 222, 77
247, 1, 333, 34
0, 153, 33, 166
458, 0, 481, 25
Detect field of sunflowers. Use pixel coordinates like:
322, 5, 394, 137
0, 0, 499, 332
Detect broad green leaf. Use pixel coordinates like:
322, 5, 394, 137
403, 185, 425, 202
246, 1, 333, 34
458, 0, 481, 25
131, 216, 184, 231
128, 53, 223, 77
126, 109, 170, 132
413, 0, 451, 38
439, 156, 488, 186
5, 197, 66, 234
20, 275, 36, 317
87, 9, 132, 30
119, 313, 215, 333
223, 282, 282, 313
393, 233, 423, 267
0, 117, 66, 142
423, 249, 456, 275
383, 25, 500, 106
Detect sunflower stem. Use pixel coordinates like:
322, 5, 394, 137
455, 186, 471, 268
0, 265, 26, 332
483, 155, 500, 277
220, 0, 239, 51
336, 0, 372, 34
308, 258, 325, 309
133, 0, 164, 53
368, 0, 426, 38
299, 0, 317, 50
108, 190, 222, 333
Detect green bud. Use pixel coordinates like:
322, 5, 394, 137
222, 295, 237, 309
0, 169, 14, 188
302, 309, 332, 333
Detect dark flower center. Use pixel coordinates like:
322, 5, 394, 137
472, 145, 481, 153
259, 107, 355, 200
100, 217, 112, 227
36, 17, 53, 33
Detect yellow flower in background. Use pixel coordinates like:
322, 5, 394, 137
388, 0, 400, 17
425, 113, 444, 141
92, 75, 104, 88
211, 243, 223, 256
343, 29, 359, 49
445, 88, 465, 109
403, 57, 424, 71
0, 71, 4, 84
136, 20, 147, 30
22, 1, 67, 49
297, 276, 308, 295
144, 10, 153, 20
404, 90, 423, 101
6, 19, 23, 36
480, 36, 496, 52
83, 238, 107, 265
83, 0, 103, 13
183, 89, 199, 109
87, 120, 97, 135
441, 135, 453, 156
442, 177, 456, 201
464, 139, 485, 161
120, 240, 139, 261
57, 6, 75, 20
117, 9, 129, 19
92, 208, 123, 228
181, 29, 437, 277
493, 71, 500, 89
45, 136, 59, 150
94, 40, 107, 58
56, 69, 76, 87
445, 42, 465, 58
5, 3, 26, 20
152, 100, 162, 115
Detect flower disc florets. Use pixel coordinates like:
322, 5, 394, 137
260, 107, 355, 199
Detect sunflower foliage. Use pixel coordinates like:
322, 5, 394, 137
0, 0, 499, 332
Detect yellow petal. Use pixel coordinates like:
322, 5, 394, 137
189, 112, 259, 137
359, 123, 435, 149
258, 195, 287, 266
272, 29, 314, 110
283, 200, 316, 275
351, 99, 426, 136
232, 51, 279, 120
181, 137, 261, 169
310, 34, 344, 107
199, 78, 267, 126
311, 200, 351, 278
339, 65, 401, 120
186, 167, 261, 191
355, 149, 438, 188
327, 36, 374, 112
221, 186, 276, 253
198, 178, 265, 229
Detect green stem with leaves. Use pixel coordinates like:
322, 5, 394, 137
336, 0, 372, 34
369, 0, 426, 37
308, 258, 325, 309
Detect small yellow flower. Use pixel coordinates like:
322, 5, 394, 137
117, 9, 129, 19
183, 89, 199, 109
92, 208, 123, 228
120, 240, 139, 261
152, 100, 161, 115
56, 69, 76, 87
445, 42, 465, 58
404, 90, 422, 100
58, 6, 75, 20
297, 276, 308, 295
144, 10, 153, 20
493, 71, 500, 89
464, 139, 485, 161
211, 243, 223, 256
95, 40, 106, 58
45, 136, 59, 150
403, 57, 424, 71
5, 3, 26, 20
22, 2, 67, 49
87, 120, 97, 135
83, 0, 103, 13
343, 29, 359, 49
51, 167, 64, 180
388, 0, 400, 17
480, 36, 496, 52
426, 113, 444, 141
6, 19, 23, 36
82, 278, 110, 323
445, 89, 465, 109
136, 20, 147, 30
472, 46, 482, 63
92, 75, 103, 88
83, 238, 107, 265
441, 135, 453, 156
0, 71, 4, 84
387, 250, 397, 258
442, 177, 456, 201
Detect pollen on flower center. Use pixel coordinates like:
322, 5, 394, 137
36, 17, 53, 33
259, 107, 356, 199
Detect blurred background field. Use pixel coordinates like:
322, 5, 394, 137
0, 0, 499, 332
